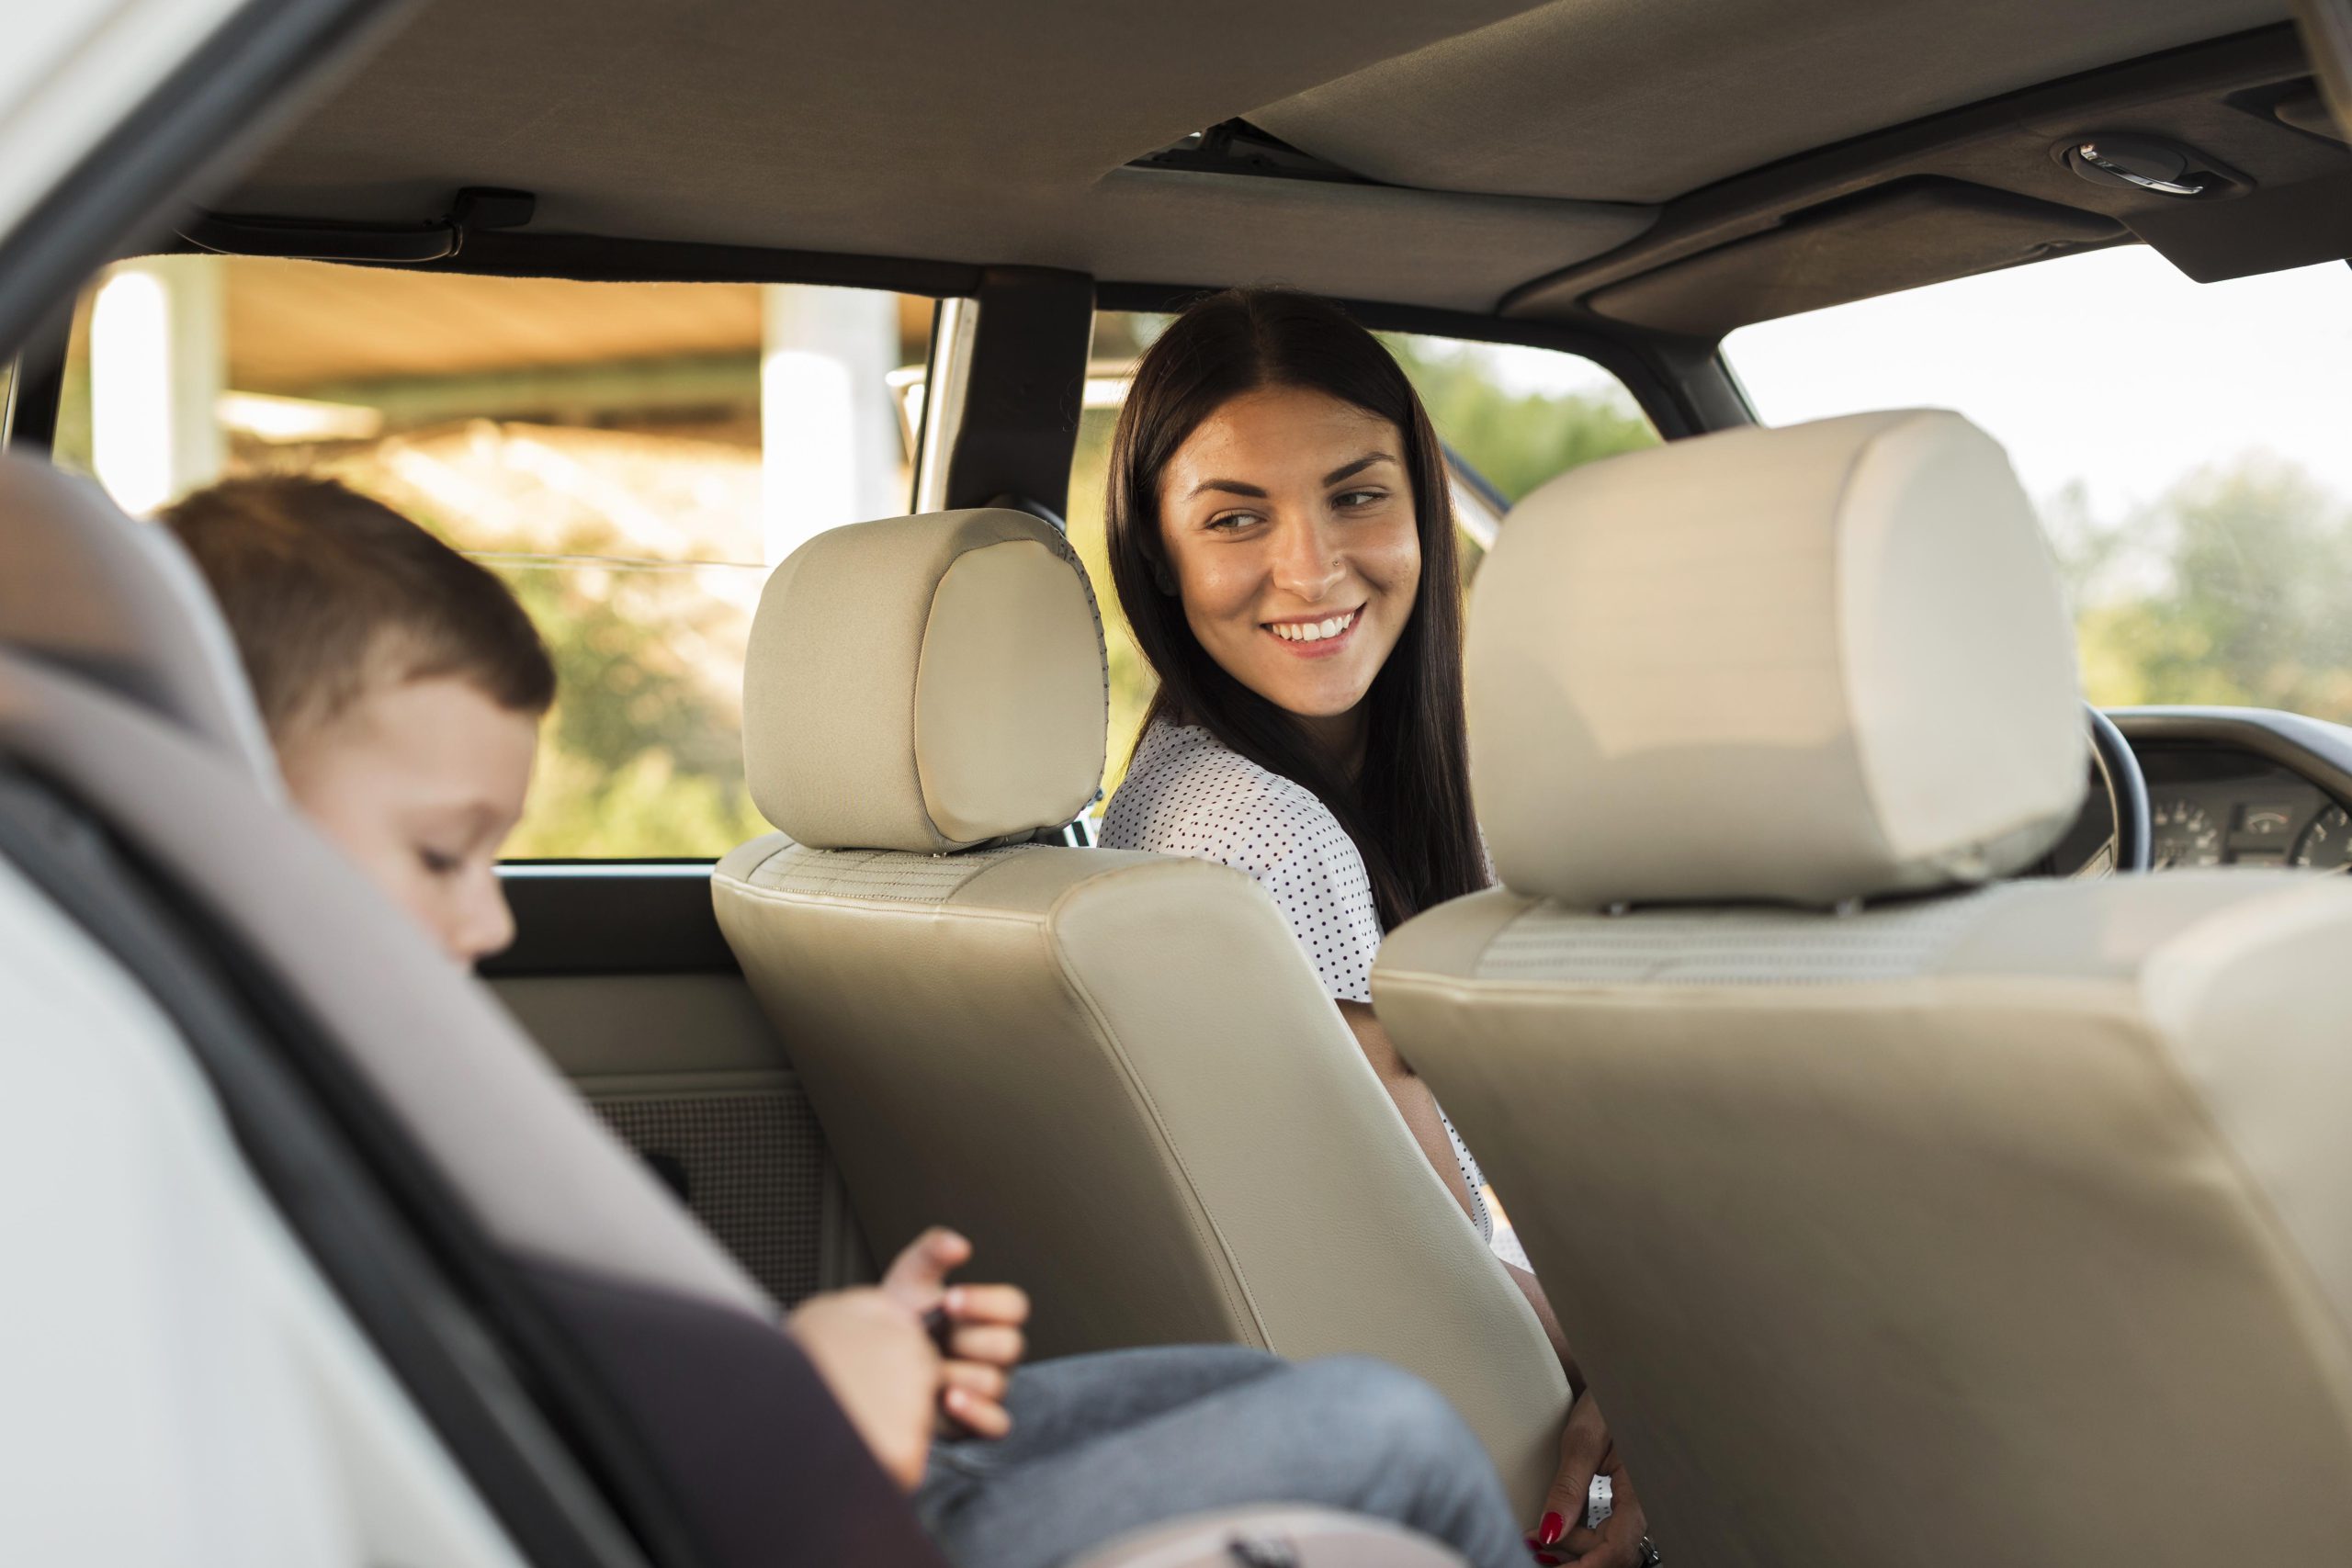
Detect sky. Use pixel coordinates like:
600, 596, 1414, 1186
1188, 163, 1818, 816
1476, 246, 2352, 531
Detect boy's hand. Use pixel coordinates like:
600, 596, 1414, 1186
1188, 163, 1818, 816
879, 1227, 1031, 1440
787, 1288, 940, 1490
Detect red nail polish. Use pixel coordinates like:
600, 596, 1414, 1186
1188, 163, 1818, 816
1539, 1512, 1566, 1546
1536, 1556, 1562, 1566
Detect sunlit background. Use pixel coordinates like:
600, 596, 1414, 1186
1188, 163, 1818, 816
56, 259, 1654, 856
1731, 249, 2352, 724
71, 246, 2319, 861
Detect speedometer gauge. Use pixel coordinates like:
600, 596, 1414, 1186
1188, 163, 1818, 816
2292, 806, 2352, 871
2150, 800, 2222, 869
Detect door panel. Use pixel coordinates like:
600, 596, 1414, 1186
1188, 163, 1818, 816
489, 870, 869, 1305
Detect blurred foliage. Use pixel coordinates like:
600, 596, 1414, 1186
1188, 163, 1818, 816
1381, 334, 1657, 504
2062, 457, 2352, 723
1066, 405, 1159, 798
317, 447, 771, 860
492, 557, 770, 858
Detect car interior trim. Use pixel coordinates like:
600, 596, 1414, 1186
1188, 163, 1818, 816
1502, 25, 2328, 333
0, 0, 414, 361
487, 866, 739, 979
2112, 706, 2352, 806
941, 268, 1098, 518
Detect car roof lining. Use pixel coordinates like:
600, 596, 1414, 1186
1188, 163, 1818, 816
1506, 24, 2352, 336
1245, 0, 2287, 206
167, 4, 2349, 353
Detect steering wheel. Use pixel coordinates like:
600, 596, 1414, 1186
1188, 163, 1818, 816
2084, 704, 2152, 874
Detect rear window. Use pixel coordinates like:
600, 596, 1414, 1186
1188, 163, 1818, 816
56, 257, 939, 858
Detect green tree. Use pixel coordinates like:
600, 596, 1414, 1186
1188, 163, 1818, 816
322, 465, 769, 859
493, 555, 768, 857
2065, 457, 2352, 723
1382, 334, 1657, 504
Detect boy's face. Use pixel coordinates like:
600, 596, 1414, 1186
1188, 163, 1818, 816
279, 675, 539, 965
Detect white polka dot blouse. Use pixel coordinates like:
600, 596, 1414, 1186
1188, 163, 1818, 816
1101, 720, 1498, 1247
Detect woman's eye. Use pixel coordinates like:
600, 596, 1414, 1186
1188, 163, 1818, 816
417, 847, 462, 876
1204, 511, 1263, 533
1333, 489, 1386, 510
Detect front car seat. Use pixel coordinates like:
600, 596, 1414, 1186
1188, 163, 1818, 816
711, 508, 1567, 1513
1371, 410, 2352, 1567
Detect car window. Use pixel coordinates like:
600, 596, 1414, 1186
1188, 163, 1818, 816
53, 256, 940, 858
1726, 248, 2352, 724
1070, 310, 1656, 789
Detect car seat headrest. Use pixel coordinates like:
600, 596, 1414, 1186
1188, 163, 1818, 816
1470, 410, 2085, 908
0, 457, 281, 799
742, 509, 1107, 852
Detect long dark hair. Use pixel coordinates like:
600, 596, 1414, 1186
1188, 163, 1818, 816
1105, 289, 1486, 930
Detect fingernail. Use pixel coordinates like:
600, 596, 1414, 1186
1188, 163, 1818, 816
1538, 1513, 1565, 1547
944, 1286, 964, 1314
1535, 1556, 1561, 1566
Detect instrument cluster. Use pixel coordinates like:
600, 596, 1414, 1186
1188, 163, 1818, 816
2139, 747, 2351, 872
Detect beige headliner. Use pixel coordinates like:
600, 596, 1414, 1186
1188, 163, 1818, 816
1251, 0, 2287, 206
220, 0, 2288, 311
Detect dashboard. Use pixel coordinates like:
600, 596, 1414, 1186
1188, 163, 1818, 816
2139, 748, 2349, 871
2109, 709, 2352, 875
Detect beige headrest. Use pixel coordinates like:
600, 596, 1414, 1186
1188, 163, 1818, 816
742, 509, 1108, 852
1469, 410, 2085, 908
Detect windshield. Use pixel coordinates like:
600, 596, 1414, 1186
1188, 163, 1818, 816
1726, 248, 2352, 724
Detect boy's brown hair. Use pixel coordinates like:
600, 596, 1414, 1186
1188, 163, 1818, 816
159, 476, 556, 742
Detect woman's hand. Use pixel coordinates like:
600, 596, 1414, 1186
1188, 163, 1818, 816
1531, 1391, 1648, 1567
787, 1288, 940, 1490
879, 1227, 1032, 1440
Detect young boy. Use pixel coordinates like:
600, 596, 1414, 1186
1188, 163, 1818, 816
159, 476, 1532, 1568
161, 477, 549, 966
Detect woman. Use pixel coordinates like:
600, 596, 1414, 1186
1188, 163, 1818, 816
1099, 289, 1648, 1567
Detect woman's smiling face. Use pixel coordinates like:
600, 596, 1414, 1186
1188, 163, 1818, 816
1155, 383, 1421, 728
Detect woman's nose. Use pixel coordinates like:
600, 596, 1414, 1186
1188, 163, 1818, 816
1269, 514, 1345, 602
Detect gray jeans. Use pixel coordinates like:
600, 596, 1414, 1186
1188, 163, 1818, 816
914, 1344, 1526, 1568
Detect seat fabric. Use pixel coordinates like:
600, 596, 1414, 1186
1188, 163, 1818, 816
714, 509, 1569, 1515
1373, 412, 2352, 1567
1377, 874, 2352, 1568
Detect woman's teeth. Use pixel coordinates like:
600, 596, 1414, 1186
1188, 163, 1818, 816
1270, 610, 1358, 643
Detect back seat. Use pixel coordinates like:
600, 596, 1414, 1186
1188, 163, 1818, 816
0, 455, 1471, 1568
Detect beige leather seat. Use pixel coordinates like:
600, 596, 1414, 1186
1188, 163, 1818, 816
1372, 410, 2352, 1567
711, 508, 1566, 1512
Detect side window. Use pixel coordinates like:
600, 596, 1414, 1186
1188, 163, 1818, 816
54, 256, 940, 859
1069, 310, 1656, 787
1379, 331, 1657, 552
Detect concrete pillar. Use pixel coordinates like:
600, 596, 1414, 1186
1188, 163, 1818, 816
89, 255, 225, 515
759, 284, 902, 564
